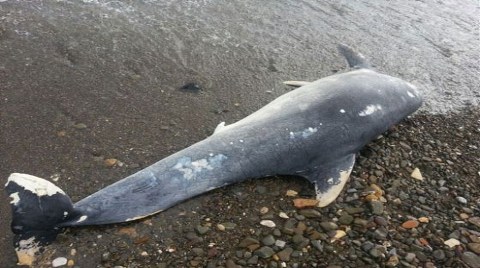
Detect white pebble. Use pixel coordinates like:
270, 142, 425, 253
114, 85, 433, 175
410, 168, 423, 180
279, 212, 289, 219
444, 238, 461, 248
260, 220, 276, 228
52, 257, 68, 267
275, 240, 286, 248
456, 196, 467, 204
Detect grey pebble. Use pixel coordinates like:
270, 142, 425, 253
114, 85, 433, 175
369, 200, 384, 215
456, 196, 467, 204
254, 246, 275, 258
320, 221, 338, 231
261, 235, 275, 246
432, 249, 445, 260
461, 251, 480, 268
299, 209, 322, 218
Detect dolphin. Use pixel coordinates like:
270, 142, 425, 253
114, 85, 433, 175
5, 45, 422, 260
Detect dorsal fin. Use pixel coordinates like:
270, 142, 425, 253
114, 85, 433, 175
337, 44, 371, 69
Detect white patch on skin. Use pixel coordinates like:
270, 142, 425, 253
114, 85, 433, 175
7, 173, 65, 197
174, 154, 228, 180
316, 167, 353, 208
359, 104, 382, 116
340, 109, 346, 113
76, 215, 88, 223
299, 103, 309, 111
9, 192, 20, 205
327, 178, 334, 185
63, 211, 69, 217
239, 139, 244, 143
407, 91, 415, 98
289, 127, 318, 139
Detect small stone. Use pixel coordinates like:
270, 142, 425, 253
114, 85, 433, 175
277, 247, 293, 261
256, 186, 267, 194
373, 227, 388, 240
361, 241, 374, 252
247, 255, 259, 264
467, 243, 480, 254
468, 217, 480, 227
410, 168, 423, 180
456, 196, 467, 204
386, 255, 399, 267
140, 251, 148, 257
299, 209, 321, 218
239, 237, 260, 248
331, 230, 347, 241
369, 200, 384, 215
374, 216, 388, 226
461, 252, 480, 268
345, 207, 365, 214
320, 222, 338, 231
460, 213, 470, 220
293, 198, 319, 208
67, 260, 74, 267
260, 220, 276, 228
401, 220, 419, 229
104, 158, 118, 167
432, 249, 445, 260
418, 217, 429, 223
73, 123, 87, 129
311, 240, 323, 251
444, 238, 461, 248
260, 207, 269, 214
275, 240, 286, 248
262, 235, 276, 246
219, 222, 237, 231
404, 252, 416, 263
279, 212, 289, 219
286, 190, 298, 196
52, 257, 68, 267
195, 225, 210, 235
254, 246, 275, 258
338, 214, 354, 225
369, 248, 383, 258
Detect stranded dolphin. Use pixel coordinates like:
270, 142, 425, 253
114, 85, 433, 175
5, 45, 422, 258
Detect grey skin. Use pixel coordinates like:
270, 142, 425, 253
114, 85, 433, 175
5, 45, 422, 252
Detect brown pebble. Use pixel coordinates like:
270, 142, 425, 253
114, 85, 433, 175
104, 158, 117, 167
401, 220, 419, 229
418, 217, 429, 223
293, 198, 319, 208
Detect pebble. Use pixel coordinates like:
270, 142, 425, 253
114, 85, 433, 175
239, 237, 260, 248
275, 240, 286, 248
338, 214, 354, 225
331, 230, 347, 241
369, 200, 384, 215
104, 158, 118, 167
260, 207, 269, 214
468, 243, 480, 254
386, 255, 399, 267
299, 209, 321, 218
401, 220, 419, 229
418, 217, 429, 223
410, 168, 423, 180
52, 257, 68, 267
432, 249, 445, 260
293, 198, 319, 208
311, 240, 323, 251
469, 217, 480, 227
262, 235, 275, 246
73, 123, 87, 129
444, 238, 461, 248
279, 212, 289, 219
260, 220, 276, 228
320, 222, 338, 231
254, 246, 275, 258
404, 252, 416, 263
461, 252, 480, 268
286, 190, 298, 196
195, 225, 210, 235
277, 247, 293, 261
456, 196, 467, 204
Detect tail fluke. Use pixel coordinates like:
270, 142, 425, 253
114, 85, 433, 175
5, 173, 81, 264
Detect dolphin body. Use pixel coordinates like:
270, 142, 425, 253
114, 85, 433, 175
5, 45, 422, 257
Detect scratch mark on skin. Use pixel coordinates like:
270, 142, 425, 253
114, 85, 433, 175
76, 215, 88, 223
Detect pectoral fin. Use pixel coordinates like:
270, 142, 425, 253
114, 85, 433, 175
298, 154, 356, 207
283, 81, 311, 87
